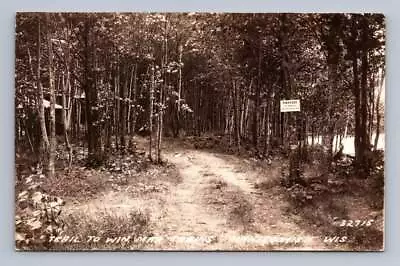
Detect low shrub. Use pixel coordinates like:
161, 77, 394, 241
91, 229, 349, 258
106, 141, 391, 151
15, 187, 66, 250
56, 209, 152, 250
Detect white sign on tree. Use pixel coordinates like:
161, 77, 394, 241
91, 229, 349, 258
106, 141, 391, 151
280, 99, 300, 112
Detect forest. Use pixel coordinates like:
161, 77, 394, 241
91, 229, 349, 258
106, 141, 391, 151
15, 13, 385, 251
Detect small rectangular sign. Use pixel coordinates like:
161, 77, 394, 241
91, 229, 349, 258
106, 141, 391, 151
280, 99, 300, 112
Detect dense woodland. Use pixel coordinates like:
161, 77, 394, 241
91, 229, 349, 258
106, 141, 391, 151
15, 13, 385, 251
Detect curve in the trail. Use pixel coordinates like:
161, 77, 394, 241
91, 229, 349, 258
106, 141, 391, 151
62, 144, 326, 250
156, 149, 325, 250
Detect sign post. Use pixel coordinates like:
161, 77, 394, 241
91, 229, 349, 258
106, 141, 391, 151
280, 99, 301, 146
280, 99, 302, 183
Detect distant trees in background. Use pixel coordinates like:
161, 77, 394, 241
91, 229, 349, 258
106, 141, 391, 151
15, 13, 385, 176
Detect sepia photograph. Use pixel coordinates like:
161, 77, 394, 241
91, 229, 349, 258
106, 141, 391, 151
14, 12, 385, 251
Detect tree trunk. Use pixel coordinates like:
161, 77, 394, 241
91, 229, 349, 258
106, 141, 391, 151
280, 14, 292, 148
157, 16, 168, 163
358, 16, 371, 174
46, 14, 56, 179
232, 79, 241, 152
351, 18, 362, 168
149, 64, 154, 161
36, 16, 50, 156
263, 100, 271, 155
374, 71, 384, 150
115, 57, 120, 150
83, 16, 103, 165
127, 63, 137, 151
311, 123, 315, 146
61, 72, 73, 169
119, 65, 127, 153
369, 73, 375, 140
157, 83, 164, 163
253, 39, 262, 149
175, 44, 183, 137
132, 63, 138, 135
127, 66, 133, 136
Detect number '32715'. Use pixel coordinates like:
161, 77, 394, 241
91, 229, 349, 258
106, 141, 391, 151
333, 218, 375, 227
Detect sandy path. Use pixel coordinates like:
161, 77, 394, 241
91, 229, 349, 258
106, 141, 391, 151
63, 141, 326, 250
151, 151, 232, 250
154, 148, 326, 250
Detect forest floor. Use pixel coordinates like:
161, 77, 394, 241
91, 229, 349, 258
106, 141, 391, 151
16, 135, 384, 251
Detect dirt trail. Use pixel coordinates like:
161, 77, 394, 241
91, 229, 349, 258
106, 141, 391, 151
64, 141, 327, 250
151, 151, 233, 250
155, 148, 326, 250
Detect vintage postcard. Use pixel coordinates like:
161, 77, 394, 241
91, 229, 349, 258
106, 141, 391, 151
15, 12, 385, 251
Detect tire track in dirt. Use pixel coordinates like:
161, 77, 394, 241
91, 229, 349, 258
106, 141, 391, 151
62, 138, 326, 250
157, 148, 326, 250
151, 151, 232, 250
